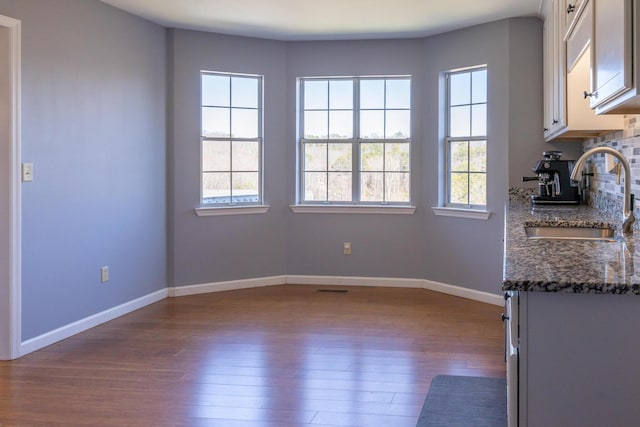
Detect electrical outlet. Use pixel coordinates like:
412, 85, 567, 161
343, 242, 352, 255
100, 266, 109, 283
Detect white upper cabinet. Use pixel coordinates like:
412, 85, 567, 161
591, 0, 633, 110
543, 0, 623, 141
589, 0, 633, 112
543, 0, 568, 139
566, 0, 590, 71
564, 0, 585, 33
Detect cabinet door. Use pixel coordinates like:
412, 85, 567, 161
566, 0, 591, 72
564, 0, 585, 33
590, 0, 633, 108
544, 0, 567, 138
543, 0, 554, 136
552, 0, 567, 133
505, 292, 519, 427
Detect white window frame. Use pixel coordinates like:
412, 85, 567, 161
433, 66, 489, 219
197, 71, 268, 216
296, 76, 413, 208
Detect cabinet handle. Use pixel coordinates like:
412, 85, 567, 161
544, 127, 549, 132
584, 91, 594, 99
552, 119, 559, 124
567, 4, 576, 13
501, 313, 509, 322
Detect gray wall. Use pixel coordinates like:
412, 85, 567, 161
168, 30, 289, 286
168, 18, 550, 295
0, 0, 167, 340
506, 18, 583, 188
285, 39, 426, 279
421, 20, 510, 293
0, 1, 556, 342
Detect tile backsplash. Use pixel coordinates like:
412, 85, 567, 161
581, 114, 640, 229
510, 116, 640, 228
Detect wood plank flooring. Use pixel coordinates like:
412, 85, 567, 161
0, 285, 505, 426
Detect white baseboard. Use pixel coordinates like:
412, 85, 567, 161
168, 275, 287, 297
18, 275, 502, 358
288, 275, 502, 306
422, 279, 503, 306
171, 275, 503, 306
19, 288, 168, 357
286, 275, 425, 288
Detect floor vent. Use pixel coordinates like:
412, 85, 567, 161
316, 289, 349, 293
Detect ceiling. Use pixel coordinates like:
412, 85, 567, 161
100, 0, 543, 41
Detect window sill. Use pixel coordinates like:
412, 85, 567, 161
290, 205, 416, 215
195, 205, 270, 217
431, 206, 491, 220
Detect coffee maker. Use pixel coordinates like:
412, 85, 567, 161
523, 151, 580, 204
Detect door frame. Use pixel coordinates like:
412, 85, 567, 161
0, 14, 21, 360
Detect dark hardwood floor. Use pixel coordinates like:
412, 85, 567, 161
0, 285, 505, 426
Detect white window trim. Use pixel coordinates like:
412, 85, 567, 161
298, 76, 412, 206
441, 65, 488, 213
431, 206, 490, 220
195, 205, 270, 217
200, 71, 264, 208
291, 205, 416, 215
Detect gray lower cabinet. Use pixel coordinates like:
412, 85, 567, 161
508, 291, 640, 427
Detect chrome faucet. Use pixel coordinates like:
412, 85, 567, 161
570, 147, 635, 235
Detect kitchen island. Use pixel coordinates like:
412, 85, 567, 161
502, 199, 640, 427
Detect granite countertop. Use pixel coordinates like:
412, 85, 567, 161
502, 201, 640, 295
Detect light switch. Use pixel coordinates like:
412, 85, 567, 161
101, 266, 109, 283
22, 163, 33, 182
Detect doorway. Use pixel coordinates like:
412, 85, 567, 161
0, 14, 21, 360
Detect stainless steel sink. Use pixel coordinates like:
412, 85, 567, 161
524, 226, 617, 242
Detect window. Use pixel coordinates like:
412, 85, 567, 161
200, 71, 262, 206
299, 77, 411, 205
445, 67, 487, 208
